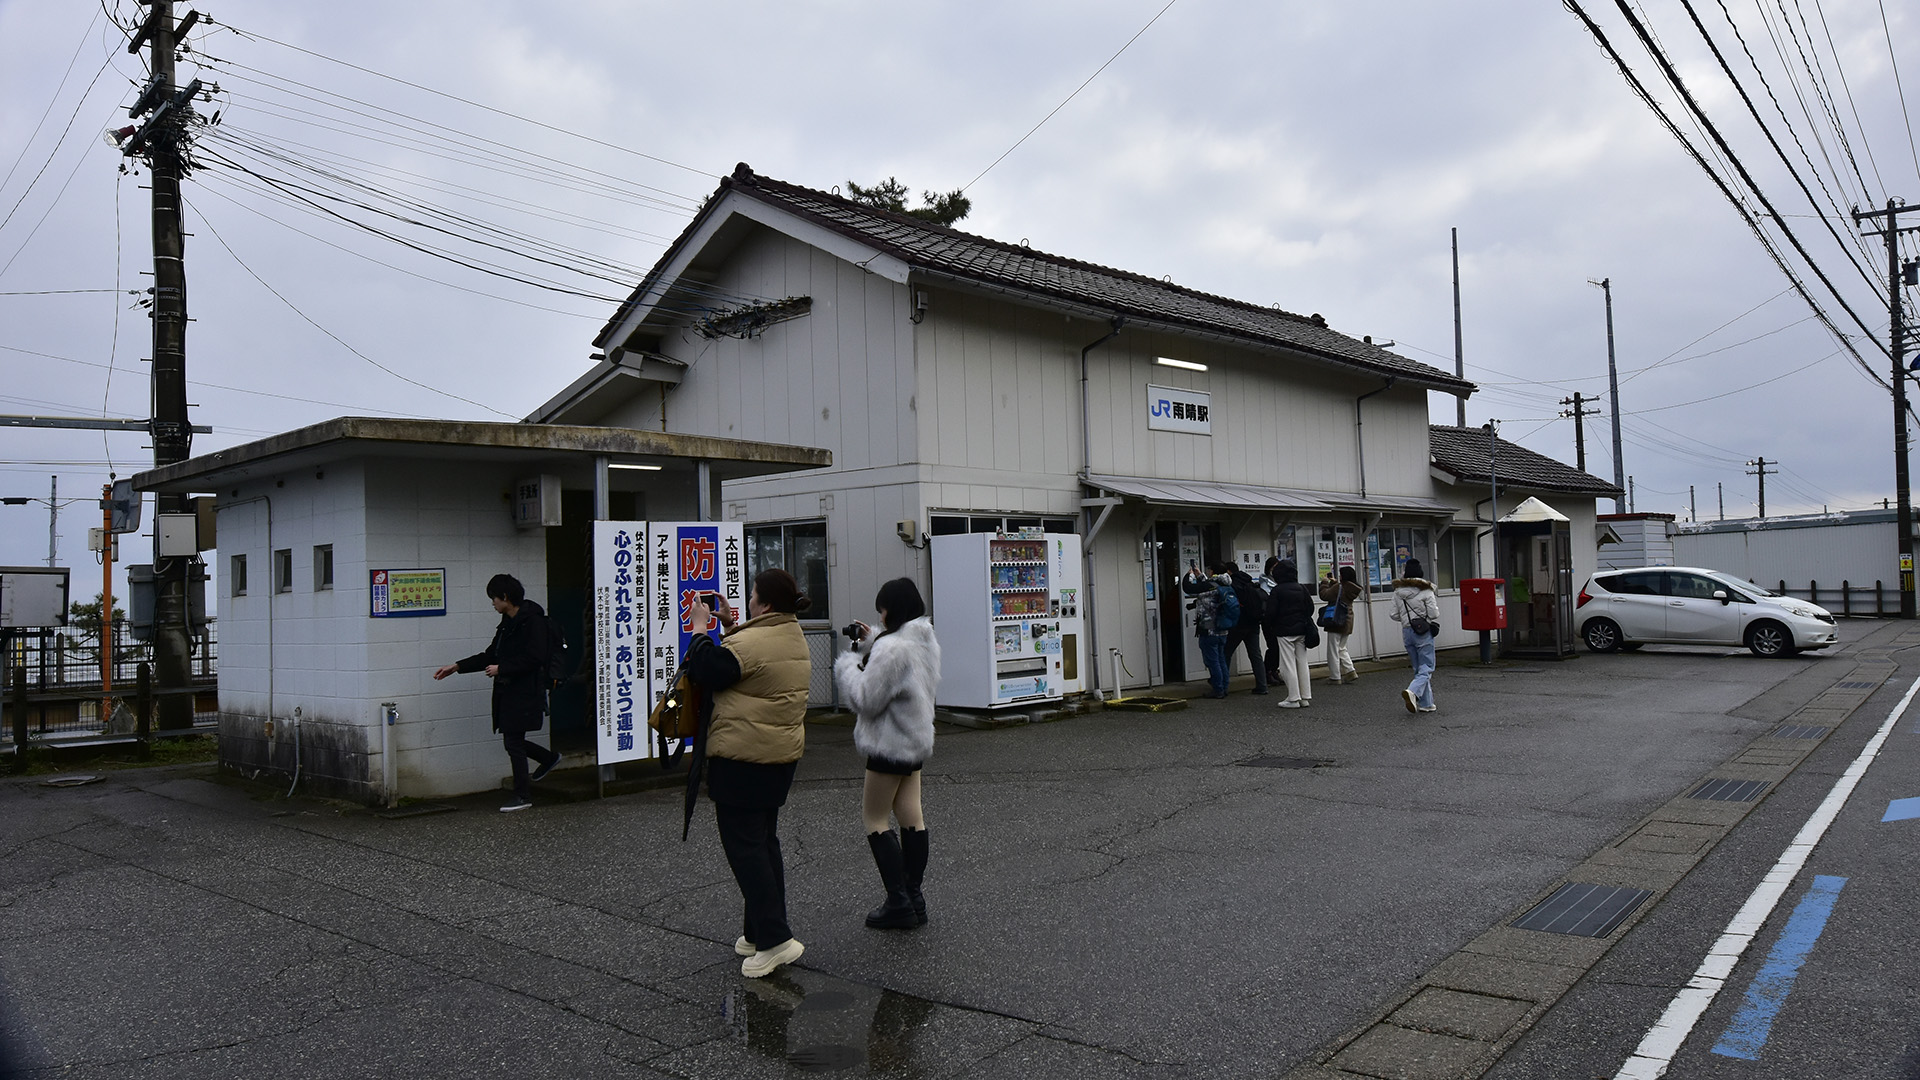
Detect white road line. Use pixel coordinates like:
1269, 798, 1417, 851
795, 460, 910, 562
1614, 674, 1920, 1080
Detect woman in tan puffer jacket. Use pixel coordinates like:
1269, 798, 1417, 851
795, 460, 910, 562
685, 568, 811, 979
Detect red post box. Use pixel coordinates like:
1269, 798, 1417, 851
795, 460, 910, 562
1460, 578, 1507, 631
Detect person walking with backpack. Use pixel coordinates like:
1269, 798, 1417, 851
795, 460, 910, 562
1265, 558, 1315, 709
1318, 565, 1363, 684
1182, 562, 1235, 698
835, 578, 942, 930
1390, 559, 1441, 713
432, 573, 559, 813
1226, 563, 1269, 695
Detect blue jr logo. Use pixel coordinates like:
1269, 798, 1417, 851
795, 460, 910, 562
1151, 398, 1172, 417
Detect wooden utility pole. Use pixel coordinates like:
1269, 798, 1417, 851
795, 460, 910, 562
1451, 228, 1466, 428
1852, 200, 1918, 619
1559, 392, 1599, 472
1591, 278, 1627, 514
124, 1, 203, 725
1746, 457, 1776, 519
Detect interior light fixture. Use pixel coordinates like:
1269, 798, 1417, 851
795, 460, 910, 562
608, 463, 663, 471
1155, 356, 1207, 372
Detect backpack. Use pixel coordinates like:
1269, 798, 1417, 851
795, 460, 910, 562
1232, 577, 1264, 630
1214, 583, 1240, 631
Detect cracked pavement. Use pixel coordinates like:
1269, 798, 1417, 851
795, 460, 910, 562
0, 624, 1889, 1078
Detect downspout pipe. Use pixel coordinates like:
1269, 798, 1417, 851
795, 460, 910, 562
1354, 378, 1395, 499
1079, 317, 1124, 695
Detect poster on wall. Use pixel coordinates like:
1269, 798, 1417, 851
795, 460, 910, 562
1334, 529, 1356, 569
1236, 549, 1266, 580
1314, 538, 1335, 582
1367, 532, 1383, 588
369, 568, 446, 617
593, 520, 746, 766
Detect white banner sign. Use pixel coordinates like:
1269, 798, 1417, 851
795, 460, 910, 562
596, 520, 747, 765
1146, 384, 1212, 434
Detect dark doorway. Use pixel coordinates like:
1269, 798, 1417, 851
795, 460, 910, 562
545, 490, 640, 754
1154, 520, 1221, 683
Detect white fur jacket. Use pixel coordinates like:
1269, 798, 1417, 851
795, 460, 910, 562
834, 616, 942, 763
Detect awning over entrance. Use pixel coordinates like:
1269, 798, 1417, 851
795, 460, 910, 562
1084, 473, 1330, 512
1325, 493, 1460, 517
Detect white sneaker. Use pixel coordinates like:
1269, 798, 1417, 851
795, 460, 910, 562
742, 938, 803, 978
1276, 700, 1303, 709
1301, 699, 1312, 708
1418, 705, 1438, 713
1401, 689, 1418, 714
499, 796, 533, 813
734, 936, 756, 957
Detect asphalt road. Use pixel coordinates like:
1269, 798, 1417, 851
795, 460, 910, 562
2, 619, 1913, 1079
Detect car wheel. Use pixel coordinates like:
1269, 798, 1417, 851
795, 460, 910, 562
1583, 618, 1623, 653
1746, 621, 1794, 658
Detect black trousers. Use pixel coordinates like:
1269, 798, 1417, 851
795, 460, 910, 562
1229, 624, 1267, 690
501, 729, 558, 798
716, 803, 792, 949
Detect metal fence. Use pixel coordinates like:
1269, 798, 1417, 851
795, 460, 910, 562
1768, 580, 1898, 617
803, 625, 842, 709
2, 619, 218, 749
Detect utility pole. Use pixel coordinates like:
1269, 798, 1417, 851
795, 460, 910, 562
1689, 484, 1696, 523
1452, 228, 1466, 428
1559, 392, 1599, 472
1852, 199, 1919, 619
1746, 457, 1776, 519
1590, 279, 1627, 513
1628, 476, 1636, 513
123, 1, 204, 726
47, 476, 57, 567
1718, 482, 1724, 521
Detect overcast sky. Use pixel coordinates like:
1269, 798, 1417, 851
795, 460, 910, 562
3, 0, 1918, 585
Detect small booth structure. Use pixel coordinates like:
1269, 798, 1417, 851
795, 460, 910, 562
132, 417, 829, 803
1497, 497, 1577, 658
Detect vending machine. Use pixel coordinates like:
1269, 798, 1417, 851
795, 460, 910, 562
932, 530, 1085, 709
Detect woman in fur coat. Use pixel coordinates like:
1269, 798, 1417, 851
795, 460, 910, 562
834, 577, 942, 930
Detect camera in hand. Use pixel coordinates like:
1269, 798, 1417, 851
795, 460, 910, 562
841, 623, 864, 641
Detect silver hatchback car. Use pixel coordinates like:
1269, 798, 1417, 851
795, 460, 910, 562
1576, 566, 1838, 658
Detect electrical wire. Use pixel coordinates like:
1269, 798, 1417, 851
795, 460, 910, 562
1874, 0, 1920, 183
0, 341, 429, 417
964, 0, 1181, 192
186, 198, 517, 419
0, 7, 105, 199
0, 53, 116, 249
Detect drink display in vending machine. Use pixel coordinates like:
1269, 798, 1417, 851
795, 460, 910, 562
931, 529, 1084, 709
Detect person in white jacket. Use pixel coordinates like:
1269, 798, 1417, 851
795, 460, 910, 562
834, 577, 942, 930
1388, 559, 1442, 713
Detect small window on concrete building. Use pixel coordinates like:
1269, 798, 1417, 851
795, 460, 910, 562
314, 544, 334, 590
932, 512, 1080, 536
274, 549, 293, 593
230, 554, 247, 597
1436, 530, 1477, 589
930, 516, 967, 536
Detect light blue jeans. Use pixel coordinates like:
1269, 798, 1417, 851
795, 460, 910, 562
1402, 627, 1436, 709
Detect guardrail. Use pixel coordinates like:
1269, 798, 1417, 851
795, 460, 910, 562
3, 621, 219, 750
1770, 579, 1897, 617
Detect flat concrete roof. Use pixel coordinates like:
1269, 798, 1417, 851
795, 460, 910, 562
131, 416, 832, 493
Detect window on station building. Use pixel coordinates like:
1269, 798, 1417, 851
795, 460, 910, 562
930, 513, 1078, 536
230, 554, 247, 597
745, 520, 829, 622
1435, 530, 1477, 589
274, 549, 294, 594
1365, 527, 1433, 594
313, 545, 334, 591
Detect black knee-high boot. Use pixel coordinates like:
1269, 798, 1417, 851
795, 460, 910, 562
899, 827, 928, 925
865, 831, 918, 929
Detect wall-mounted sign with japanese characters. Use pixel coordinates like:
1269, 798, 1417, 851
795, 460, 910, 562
1145, 384, 1212, 435
594, 520, 746, 766
369, 568, 446, 617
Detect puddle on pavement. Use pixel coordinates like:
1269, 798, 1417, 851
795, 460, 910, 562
720, 967, 937, 1075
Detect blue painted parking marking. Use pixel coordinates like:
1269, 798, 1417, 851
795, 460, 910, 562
1711, 876, 1848, 1061
1883, 797, 1920, 823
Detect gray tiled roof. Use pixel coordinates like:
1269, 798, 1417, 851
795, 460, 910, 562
1429, 424, 1622, 497
598, 165, 1474, 394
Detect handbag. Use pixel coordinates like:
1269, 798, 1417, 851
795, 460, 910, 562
1400, 595, 1434, 638
1304, 621, 1320, 649
1317, 600, 1345, 630
647, 661, 702, 770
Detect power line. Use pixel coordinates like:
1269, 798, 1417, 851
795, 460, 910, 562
1874, 0, 1920, 183
0, 7, 105, 199
0, 341, 430, 417
0, 53, 116, 247
187, 199, 517, 419
964, 0, 1181, 192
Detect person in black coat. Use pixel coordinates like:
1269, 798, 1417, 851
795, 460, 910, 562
1263, 558, 1316, 708
432, 573, 558, 812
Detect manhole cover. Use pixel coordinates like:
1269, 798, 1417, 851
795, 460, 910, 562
1237, 755, 1330, 769
1512, 882, 1652, 937
1689, 778, 1769, 802
1770, 724, 1830, 740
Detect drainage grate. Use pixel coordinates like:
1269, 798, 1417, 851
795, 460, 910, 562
1834, 681, 1877, 690
1689, 778, 1770, 802
1512, 882, 1653, 937
1770, 724, 1830, 740
1237, 755, 1329, 770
